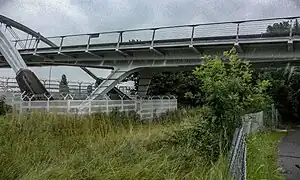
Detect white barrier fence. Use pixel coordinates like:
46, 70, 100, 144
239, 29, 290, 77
11, 96, 177, 120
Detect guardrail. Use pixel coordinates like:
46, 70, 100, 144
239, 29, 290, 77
10, 16, 300, 50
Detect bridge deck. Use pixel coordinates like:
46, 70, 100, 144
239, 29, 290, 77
0, 32, 299, 69
16, 33, 300, 54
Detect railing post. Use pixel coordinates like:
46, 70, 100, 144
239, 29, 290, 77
24, 34, 29, 49
289, 19, 294, 39
28, 35, 33, 48
58, 36, 65, 53
190, 26, 195, 45
236, 23, 240, 42
116, 32, 123, 49
34, 36, 40, 55
86, 35, 91, 52
150, 29, 156, 48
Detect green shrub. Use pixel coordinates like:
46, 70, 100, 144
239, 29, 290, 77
0, 95, 12, 115
167, 48, 271, 162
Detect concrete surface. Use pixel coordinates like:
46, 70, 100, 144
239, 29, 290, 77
278, 128, 300, 180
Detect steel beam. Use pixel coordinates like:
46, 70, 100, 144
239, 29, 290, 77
137, 70, 153, 97
80, 67, 131, 100
78, 68, 137, 111
0, 15, 57, 47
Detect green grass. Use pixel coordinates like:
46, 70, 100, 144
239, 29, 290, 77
246, 131, 287, 180
0, 112, 229, 180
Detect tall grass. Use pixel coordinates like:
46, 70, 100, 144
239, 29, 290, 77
246, 131, 286, 180
0, 110, 228, 180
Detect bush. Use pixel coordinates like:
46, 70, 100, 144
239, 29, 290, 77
0, 95, 12, 116
167, 48, 271, 161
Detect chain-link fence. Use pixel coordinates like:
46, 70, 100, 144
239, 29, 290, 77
228, 105, 280, 180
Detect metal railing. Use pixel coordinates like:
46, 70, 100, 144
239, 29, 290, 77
0, 76, 135, 98
10, 93, 177, 120
228, 105, 280, 180
10, 16, 300, 50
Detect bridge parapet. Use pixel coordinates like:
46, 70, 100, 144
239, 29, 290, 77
7, 16, 300, 52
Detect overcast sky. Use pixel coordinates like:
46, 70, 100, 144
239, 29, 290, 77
0, 0, 299, 82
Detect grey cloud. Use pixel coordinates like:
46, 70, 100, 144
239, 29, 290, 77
2, 0, 300, 36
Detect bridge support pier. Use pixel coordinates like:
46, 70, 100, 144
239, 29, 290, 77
137, 70, 153, 97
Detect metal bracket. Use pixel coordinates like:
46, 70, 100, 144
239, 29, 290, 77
115, 31, 130, 56
150, 46, 164, 56
85, 50, 104, 58
189, 44, 201, 54
234, 42, 243, 53
288, 39, 294, 52
85, 34, 103, 58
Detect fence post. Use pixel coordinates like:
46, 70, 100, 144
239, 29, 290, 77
19, 100, 23, 114
89, 100, 92, 115
121, 96, 124, 111
67, 100, 70, 114
47, 98, 50, 112
106, 97, 109, 114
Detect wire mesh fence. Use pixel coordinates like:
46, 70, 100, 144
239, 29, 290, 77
228, 105, 280, 180
0, 76, 135, 97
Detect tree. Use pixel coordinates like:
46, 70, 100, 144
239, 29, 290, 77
87, 84, 93, 95
148, 71, 203, 107
59, 74, 69, 94
169, 48, 271, 161
257, 66, 300, 124
122, 72, 139, 95
266, 19, 300, 34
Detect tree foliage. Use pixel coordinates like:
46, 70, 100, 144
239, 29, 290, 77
266, 19, 300, 34
148, 71, 203, 107
169, 48, 271, 161
59, 74, 70, 94
257, 66, 300, 123
87, 84, 93, 95
0, 96, 12, 115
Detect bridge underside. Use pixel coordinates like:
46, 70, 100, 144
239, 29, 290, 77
1, 33, 300, 102
0, 34, 298, 68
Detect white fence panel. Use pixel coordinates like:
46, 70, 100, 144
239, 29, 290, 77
13, 96, 177, 120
